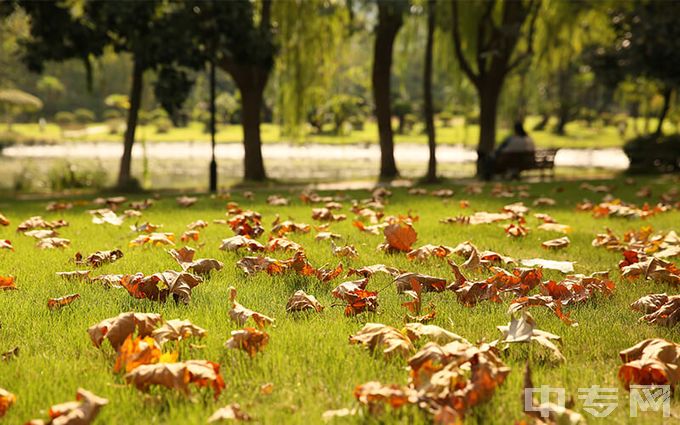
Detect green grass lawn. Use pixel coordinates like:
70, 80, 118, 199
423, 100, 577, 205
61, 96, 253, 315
6, 115, 662, 149
1, 176, 679, 424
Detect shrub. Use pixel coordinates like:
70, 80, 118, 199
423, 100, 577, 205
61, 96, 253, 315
54, 111, 75, 127
154, 117, 173, 134
438, 111, 453, 127
624, 134, 680, 173
47, 160, 108, 191
74, 108, 95, 125
103, 109, 122, 121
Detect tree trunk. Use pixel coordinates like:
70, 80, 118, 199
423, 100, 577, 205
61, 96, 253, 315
554, 107, 569, 135
423, 0, 437, 183
477, 84, 500, 179
533, 113, 549, 131
372, 3, 403, 180
117, 58, 143, 190
240, 79, 267, 181
655, 87, 673, 138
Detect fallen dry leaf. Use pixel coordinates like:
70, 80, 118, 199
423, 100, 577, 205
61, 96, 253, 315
286, 290, 324, 313
315, 231, 342, 241
347, 264, 400, 278
219, 235, 266, 252
180, 230, 200, 242
350, 323, 414, 358
619, 338, 680, 389
168, 246, 223, 275
537, 223, 572, 234
394, 272, 447, 293
36, 237, 71, 249
521, 258, 574, 274
0, 388, 15, 418
48, 293, 80, 310
271, 220, 310, 237
24, 229, 57, 239
0, 213, 8, 226
208, 404, 252, 422
152, 319, 207, 345
225, 327, 269, 357
26, 388, 107, 425
331, 241, 359, 258
631, 293, 680, 327
17, 216, 68, 232
176, 196, 198, 207
129, 232, 175, 247
228, 287, 274, 328
267, 237, 301, 253
125, 359, 225, 397
121, 271, 203, 304
77, 249, 123, 268
0, 276, 16, 290
406, 244, 453, 262
403, 323, 469, 345
114, 335, 163, 373
495, 312, 565, 361
541, 236, 570, 249
381, 218, 417, 252
88, 312, 163, 350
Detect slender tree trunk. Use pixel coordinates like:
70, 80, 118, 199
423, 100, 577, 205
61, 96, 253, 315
655, 87, 673, 138
533, 113, 549, 131
117, 58, 143, 190
372, 3, 403, 180
423, 0, 437, 183
554, 107, 569, 135
239, 79, 267, 181
477, 84, 500, 179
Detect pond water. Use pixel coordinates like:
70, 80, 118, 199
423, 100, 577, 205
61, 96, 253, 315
0, 142, 629, 190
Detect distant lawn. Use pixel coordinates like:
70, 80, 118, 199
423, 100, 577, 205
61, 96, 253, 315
0, 175, 679, 424
7, 115, 669, 149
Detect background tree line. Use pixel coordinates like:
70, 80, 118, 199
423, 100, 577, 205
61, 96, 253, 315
1, 0, 678, 188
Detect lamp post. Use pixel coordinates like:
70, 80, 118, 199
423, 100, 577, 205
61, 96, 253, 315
209, 60, 217, 193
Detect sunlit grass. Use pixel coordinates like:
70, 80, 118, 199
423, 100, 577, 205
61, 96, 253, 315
10, 115, 673, 149
0, 175, 679, 424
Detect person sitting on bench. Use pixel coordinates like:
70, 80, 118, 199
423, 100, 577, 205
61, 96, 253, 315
496, 121, 536, 155
485, 121, 536, 179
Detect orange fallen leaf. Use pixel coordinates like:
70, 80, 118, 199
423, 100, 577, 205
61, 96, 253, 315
225, 327, 269, 357
619, 338, 680, 389
48, 293, 80, 310
88, 312, 163, 350
180, 230, 200, 242
168, 246, 223, 275
0, 276, 16, 291
121, 271, 203, 304
0, 388, 15, 418
125, 359, 225, 397
0, 213, 8, 226
114, 335, 162, 373
382, 219, 417, 252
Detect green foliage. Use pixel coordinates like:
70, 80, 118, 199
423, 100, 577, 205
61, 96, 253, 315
46, 160, 107, 191
53, 111, 75, 127
624, 134, 680, 173
154, 116, 173, 134
73, 108, 95, 125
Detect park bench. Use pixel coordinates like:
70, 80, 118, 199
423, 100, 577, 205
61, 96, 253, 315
494, 148, 559, 180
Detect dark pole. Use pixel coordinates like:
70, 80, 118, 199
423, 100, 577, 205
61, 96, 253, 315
209, 60, 217, 192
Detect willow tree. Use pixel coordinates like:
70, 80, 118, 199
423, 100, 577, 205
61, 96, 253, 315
274, 1, 348, 139
450, 0, 540, 178
0, 88, 42, 131
373, 0, 409, 179
532, 1, 609, 135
